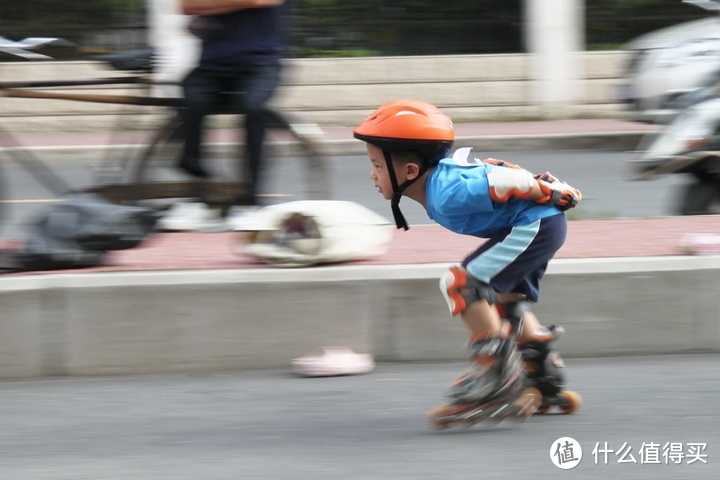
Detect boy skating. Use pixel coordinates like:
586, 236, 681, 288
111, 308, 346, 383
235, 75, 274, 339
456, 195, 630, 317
353, 100, 582, 428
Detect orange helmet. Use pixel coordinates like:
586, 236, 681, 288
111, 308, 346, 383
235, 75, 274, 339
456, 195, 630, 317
353, 99, 454, 164
354, 100, 454, 230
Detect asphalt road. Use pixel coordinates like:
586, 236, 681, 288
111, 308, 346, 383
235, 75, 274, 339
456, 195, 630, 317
0, 354, 717, 479
323, 149, 689, 225
0, 148, 689, 238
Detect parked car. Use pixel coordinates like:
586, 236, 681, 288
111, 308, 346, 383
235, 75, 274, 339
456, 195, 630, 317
618, 15, 720, 123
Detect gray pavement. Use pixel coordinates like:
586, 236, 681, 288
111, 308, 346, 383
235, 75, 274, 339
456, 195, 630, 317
0, 353, 717, 480
0, 117, 665, 235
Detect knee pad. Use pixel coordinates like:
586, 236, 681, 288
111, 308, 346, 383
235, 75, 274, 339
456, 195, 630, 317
440, 266, 500, 316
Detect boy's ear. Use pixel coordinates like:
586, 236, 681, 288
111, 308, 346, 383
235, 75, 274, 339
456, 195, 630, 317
404, 161, 421, 180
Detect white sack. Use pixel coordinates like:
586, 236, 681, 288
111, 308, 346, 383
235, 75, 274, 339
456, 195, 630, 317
240, 200, 394, 267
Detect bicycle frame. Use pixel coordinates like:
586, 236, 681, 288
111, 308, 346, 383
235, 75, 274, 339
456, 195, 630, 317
0, 75, 329, 216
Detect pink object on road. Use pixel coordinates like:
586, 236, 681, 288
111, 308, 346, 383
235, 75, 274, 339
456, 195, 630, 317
291, 347, 375, 377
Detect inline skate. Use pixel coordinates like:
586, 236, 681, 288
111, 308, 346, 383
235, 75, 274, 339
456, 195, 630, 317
519, 324, 582, 414
428, 324, 541, 430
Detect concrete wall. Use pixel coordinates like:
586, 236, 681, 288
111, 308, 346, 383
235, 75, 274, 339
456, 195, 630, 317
0, 51, 631, 132
1, 256, 718, 378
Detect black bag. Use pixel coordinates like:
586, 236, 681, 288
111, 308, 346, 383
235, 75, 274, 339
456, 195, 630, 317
2, 193, 158, 271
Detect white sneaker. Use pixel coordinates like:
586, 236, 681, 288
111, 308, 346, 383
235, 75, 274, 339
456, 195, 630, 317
225, 205, 264, 231
156, 202, 226, 232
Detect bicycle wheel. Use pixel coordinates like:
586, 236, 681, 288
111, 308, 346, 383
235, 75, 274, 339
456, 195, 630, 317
127, 106, 330, 211
0, 123, 74, 238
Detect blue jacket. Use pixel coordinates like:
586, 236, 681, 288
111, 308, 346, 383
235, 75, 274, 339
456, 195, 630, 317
425, 158, 562, 238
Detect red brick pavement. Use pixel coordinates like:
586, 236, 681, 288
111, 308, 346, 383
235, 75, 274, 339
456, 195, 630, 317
2, 216, 719, 276
70, 215, 720, 273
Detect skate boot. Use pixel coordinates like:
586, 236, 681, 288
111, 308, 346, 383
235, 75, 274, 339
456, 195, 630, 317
428, 323, 541, 430
518, 325, 582, 414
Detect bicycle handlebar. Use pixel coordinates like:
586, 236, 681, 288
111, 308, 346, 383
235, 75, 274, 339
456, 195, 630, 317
0, 75, 186, 107
1, 88, 184, 108
0, 76, 180, 90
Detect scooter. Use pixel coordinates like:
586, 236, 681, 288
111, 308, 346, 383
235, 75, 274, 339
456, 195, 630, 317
630, 96, 720, 215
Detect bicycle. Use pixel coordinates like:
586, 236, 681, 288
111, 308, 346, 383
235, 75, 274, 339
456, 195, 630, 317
0, 62, 330, 233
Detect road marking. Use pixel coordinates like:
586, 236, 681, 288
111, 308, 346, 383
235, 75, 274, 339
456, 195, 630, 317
0, 198, 59, 204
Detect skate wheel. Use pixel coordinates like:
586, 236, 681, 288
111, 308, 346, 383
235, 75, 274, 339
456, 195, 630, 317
535, 404, 551, 414
427, 405, 453, 430
558, 390, 583, 414
515, 386, 542, 419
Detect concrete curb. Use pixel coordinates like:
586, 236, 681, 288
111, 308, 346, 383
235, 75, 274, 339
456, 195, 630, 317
1, 255, 718, 378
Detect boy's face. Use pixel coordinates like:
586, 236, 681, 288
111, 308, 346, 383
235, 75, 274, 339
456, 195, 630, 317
367, 144, 395, 200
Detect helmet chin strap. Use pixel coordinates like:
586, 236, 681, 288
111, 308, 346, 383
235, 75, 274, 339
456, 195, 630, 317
383, 151, 430, 231
391, 192, 408, 231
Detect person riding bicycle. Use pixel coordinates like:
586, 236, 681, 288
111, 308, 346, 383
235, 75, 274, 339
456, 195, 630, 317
178, 0, 287, 208
353, 99, 583, 426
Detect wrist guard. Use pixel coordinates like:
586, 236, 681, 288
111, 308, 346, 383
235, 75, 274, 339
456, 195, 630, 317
535, 172, 582, 211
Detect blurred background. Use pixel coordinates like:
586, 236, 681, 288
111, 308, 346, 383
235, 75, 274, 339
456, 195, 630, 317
0, 0, 714, 60
2, 4, 720, 477
3, 1, 720, 221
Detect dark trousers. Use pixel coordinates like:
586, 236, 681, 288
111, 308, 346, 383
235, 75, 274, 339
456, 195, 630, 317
180, 58, 282, 205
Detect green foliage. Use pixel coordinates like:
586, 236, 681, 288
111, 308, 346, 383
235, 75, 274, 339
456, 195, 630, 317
586, 0, 710, 47
0, 1, 145, 42
292, 0, 523, 56
0, 0, 716, 58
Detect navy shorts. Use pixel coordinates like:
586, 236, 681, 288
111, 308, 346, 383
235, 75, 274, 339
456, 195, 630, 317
461, 213, 567, 303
